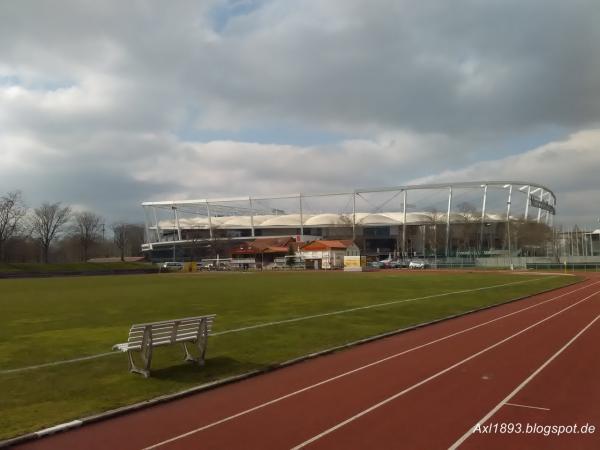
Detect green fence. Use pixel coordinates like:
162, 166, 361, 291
526, 263, 600, 272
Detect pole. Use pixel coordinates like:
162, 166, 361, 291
445, 186, 452, 258
206, 201, 213, 240
153, 207, 161, 242
352, 192, 356, 242
434, 222, 438, 267
537, 189, 544, 223
173, 206, 182, 241
249, 196, 255, 238
299, 193, 304, 241
506, 185, 513, 269
402, 189, 407, 259
524, 185, 531, 220
480, 184, 487, 254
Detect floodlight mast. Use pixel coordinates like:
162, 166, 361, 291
445, 186, 452, 258
480, 184, 488, 253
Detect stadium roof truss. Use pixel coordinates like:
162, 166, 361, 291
141, 181, 556, 256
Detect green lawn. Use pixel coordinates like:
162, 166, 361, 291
0, 271, 577, 440
0, 262, 154, 274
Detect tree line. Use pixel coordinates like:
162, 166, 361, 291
0, 190, 145, 263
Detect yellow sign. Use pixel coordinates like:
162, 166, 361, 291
184, 262, 197, 272
344, 256, 366, 271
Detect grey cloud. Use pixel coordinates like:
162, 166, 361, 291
1, 1, 599, 225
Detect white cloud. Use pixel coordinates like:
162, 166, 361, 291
0, 1, 599, 225
411, 130, 600, 225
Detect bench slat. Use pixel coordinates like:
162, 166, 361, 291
130, 315, 215, 329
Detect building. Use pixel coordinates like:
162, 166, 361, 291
299, 240, 360, 269
140, 181, 557, 261
230, 237, 298, 268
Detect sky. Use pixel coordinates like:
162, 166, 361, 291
1, 0, 599, 226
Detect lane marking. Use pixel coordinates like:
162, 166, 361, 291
1, 276, 559, 375
449, 313, 600, 449
141, 282, 599, 450
290, 290, 600, 449
504, 402, 550, 411
0, 352, 116, 375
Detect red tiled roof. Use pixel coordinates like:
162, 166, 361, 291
232, 237, 296, 255
263, 246, 289, 254
301, 240, 356, 251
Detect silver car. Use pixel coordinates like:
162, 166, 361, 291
161, 261, 184, 271
408, 260, 426, 269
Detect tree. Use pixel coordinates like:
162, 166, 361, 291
0, 191, 27, 261
112, 222, 129, 262
72, 211, 103, 261
125, 224, 145, 257
112, 222, 146, 262
30, 202, 71, 263
423, 207, 445, 259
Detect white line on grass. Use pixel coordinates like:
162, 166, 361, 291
0, 352, 116, 374
0, 276, 566, 375
290, 290, 600, 450
449, 313, 600, 449
211, 276, 556, 336
140, 282, 598, 450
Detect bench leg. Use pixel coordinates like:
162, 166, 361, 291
182, 342, 196, 363
197, 318, 209, 366
182, 319, 209, 366
127, 327, 153, 377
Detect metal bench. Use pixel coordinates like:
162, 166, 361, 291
113, 315, 215, 377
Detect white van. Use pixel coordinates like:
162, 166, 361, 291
161, 261, 184, 272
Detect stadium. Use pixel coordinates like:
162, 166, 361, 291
141, 180, 557, 264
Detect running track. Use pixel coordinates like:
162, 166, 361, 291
15, 275, 600, 449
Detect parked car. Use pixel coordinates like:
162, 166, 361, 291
161, 261, 184, 272
408, 260, 426, 269
368, 261, 385, 269
388, 260, 406, 269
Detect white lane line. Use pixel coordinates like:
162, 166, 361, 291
141, 282, 598, 450
1, 276, 557, 375
290, 290, 600, 450
0, 352, 116, 375
212, 277, 555, 336
504, 402, 550, 411
449, 313, 600, 449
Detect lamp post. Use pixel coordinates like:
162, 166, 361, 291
503, 184, 513, 270
171, 206, 177, 262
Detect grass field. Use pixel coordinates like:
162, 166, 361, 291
0, 271, 578, 440
0, 261, 154, 274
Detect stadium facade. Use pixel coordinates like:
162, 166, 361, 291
141, 181, 556, 262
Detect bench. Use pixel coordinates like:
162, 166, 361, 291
113, 315, 215, 377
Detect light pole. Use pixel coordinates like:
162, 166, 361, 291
503, 184, 513, 270
171, 206, 177, 262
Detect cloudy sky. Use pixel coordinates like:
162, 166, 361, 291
1, 0, 599, 225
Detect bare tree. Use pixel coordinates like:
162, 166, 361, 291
112, 222, 145, 262
0, 191, 27, 261
423, 207, 445, 259
72, 211, 103, 261
30, 202, 71, 263
125, 224, 145, 257
112, 222, 128, 262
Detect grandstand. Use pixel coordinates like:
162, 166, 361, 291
140, 181, 556, 261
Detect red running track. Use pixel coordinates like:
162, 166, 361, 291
15, 275, 600, 450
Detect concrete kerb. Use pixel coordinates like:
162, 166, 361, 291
0, 276, 583, 449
